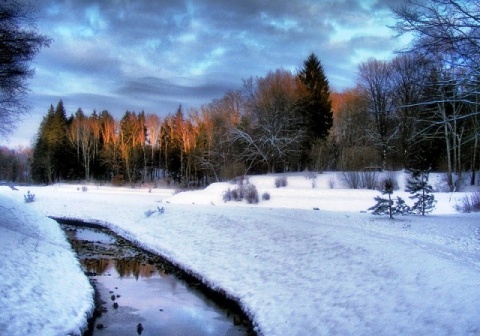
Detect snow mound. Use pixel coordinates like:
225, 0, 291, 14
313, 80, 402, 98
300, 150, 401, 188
0, 188, 94, 336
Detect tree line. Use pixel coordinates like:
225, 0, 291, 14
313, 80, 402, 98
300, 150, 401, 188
1, 0, 479, 191
29, 54, 333, 186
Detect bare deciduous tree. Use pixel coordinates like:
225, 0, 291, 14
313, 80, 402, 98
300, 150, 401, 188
358, 59, 398, 170
233, 69, 306, 173
0, 0, 50, 138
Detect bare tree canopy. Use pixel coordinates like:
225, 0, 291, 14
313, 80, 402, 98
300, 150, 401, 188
0, 0, 50, 139
392, 0, 480, 68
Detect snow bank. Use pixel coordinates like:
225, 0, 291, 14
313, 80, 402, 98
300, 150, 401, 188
0, 188, 94, 336
2, 171, 480, 336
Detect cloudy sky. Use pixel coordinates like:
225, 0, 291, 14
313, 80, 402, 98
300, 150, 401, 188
3, 0, 411, 147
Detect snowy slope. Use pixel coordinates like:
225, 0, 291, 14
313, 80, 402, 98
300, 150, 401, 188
1, 171, 480, 335
0, 189, 94, 336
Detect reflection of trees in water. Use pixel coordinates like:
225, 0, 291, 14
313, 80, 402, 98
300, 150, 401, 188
81, 258, 159, 278
115, 259, 158, 279
82, 258, 112, 274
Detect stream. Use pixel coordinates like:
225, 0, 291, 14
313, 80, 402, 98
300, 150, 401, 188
59, 222, 254, 336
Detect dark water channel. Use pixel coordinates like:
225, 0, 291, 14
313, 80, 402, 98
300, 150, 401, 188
60, 222, 253, 336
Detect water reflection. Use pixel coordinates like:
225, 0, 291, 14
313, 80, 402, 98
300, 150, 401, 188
61, 224, 251, 336
82, 258, 162, 279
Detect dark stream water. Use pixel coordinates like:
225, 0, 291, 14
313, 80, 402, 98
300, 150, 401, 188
60, 223, 253, 336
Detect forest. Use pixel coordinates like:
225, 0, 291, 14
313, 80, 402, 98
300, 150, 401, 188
1, 0, 479, 192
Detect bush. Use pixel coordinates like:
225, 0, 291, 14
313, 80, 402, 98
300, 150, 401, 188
342, 171, 362, 189
455, 192, 480, 213
362, 171, 379, 190
305, 171, 317, 188
274, 176, 288, 188
262, 192, 271, 201
328, 177, 335, 189
223, 180, 259, 204
244, 184, 259, 204
24, 190, 35, 203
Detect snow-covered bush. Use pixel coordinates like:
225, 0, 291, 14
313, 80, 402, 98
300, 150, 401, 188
343, 171, 391, 190
223, 178, 259, 204
223, 187, 243, 202
305, 171, 317, 188
262, 192, 271, 201
274, 176, 288, 188
144, 206, 165, 217
362, 171, 379, 190
24, 190, 35, 203
342, 171, 360, 189
328, 177, 335, 189
455, 192, 480, 213
144, 209, 156, 217
244, 184, 259, 204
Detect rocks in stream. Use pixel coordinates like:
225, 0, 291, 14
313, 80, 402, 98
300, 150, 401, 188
137, 322, 144, 335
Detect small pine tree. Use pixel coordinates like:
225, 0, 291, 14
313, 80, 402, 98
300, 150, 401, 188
406, 169, 436, 215
370, 195, 394, 218
369, 178, 395, 218
393, 197, 410, 215
369, 178, 410, 218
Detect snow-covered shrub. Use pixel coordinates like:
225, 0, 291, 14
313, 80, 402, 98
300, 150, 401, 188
244, 184, 259, 204
328, 177, 335, 189
144, 206, 165, 217
262, 192, 271, 201
223, 188, 242, 202
305, 171, 317, 188
82, 185, 88, 192
144, 209, 156, 217
362, 171, 378, 190
223, 179, 259, 204
455, 192, 480, 213
274, 176, 288, 188
24, 190, 35, 203
342, 171, 362, 189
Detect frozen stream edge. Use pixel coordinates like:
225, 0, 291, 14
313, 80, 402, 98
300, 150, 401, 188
52, 216, 257, 335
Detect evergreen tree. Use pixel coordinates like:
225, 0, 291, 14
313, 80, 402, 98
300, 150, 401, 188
297, 53, 333, 141
406, 169, 436, 215
369, 178, 410, 218
31, 100, 71, 183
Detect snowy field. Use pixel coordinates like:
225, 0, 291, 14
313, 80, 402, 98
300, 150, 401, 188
1, 171, 480, 335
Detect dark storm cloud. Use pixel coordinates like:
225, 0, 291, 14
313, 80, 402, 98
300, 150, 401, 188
1, 0, 410, 146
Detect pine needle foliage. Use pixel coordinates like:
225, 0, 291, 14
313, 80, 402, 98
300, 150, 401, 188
369, 177, 409, 219
406, 169, 436, 216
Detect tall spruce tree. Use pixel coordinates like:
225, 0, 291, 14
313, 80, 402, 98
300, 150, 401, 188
297, 53, 333, 141
31, 100, 70, 183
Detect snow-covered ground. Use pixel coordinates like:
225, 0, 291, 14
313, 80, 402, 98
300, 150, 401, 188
0, 189, 94, 335
1, 171, 480, 335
